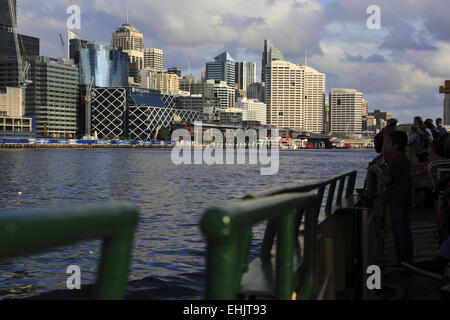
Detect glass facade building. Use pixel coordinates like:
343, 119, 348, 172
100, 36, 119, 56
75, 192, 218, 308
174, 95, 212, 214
206, 52, 235, 87
70, 39, 129, 87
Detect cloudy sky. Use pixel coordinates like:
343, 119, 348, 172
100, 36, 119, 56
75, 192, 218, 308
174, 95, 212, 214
15, 0, 450, 123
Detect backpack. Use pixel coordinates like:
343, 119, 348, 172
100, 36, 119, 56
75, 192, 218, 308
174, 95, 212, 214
374, 129, 384, 153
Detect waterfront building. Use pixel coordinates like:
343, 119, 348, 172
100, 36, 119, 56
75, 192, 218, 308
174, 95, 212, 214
175, 94, 220, 122
69, 39, 129, 87
440, 80, 450, 125
236, 97, 267, 125
235, 61, 256, 92
220, 109, 243, 126
0, 0, 39, 57
369, 109, 392, 131
330, 88, 363, 134
266, 60, 325, 133
0, 87, 33, 137
144, 48, 163, 72
247, 82, 264, 102
207, 79, 235, 109
261, 39, 283, 85
206, 52, 235, 87
0, 57, 79, 138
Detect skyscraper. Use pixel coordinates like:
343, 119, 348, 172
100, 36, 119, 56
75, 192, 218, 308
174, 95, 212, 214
266, 60, 325, 133
261, 39, 283, 85
330, 88, 363, 134
70, 39, 129, 87
144, 48, 163, 72
112, 23, 144, 70
235, 61, 256, 92
206, 52, 235, 87
0, 0, 39, 57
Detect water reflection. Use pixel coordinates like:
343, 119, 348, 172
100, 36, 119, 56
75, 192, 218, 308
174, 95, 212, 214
0, 149, 376, 299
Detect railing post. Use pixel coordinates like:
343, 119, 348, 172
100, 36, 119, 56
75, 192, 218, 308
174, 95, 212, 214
346, 172, 356, 198
96, 225, 136, 299
325, 181, 337, 216
336, 177, 346, 205
276, 209, 295, 300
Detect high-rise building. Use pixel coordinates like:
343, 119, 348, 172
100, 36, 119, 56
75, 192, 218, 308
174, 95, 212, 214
112, 23, 144, 71
0, 0, 39, 57
236, 97, 267, 125
207, 79, 235, 109
247, 82, 264, 102
167, 67, 182, 77
179, 75, 215, 98
330, 88, 363, 134
206, 52, 235, 87
0, 87, 33, 137
362, 99, 368, 116
139, 68, 157, 90
0, 0, 15, 30
266, 60, 325, 133
69, 39, 129, 87
144, 48, 163, 72
20, 57, 79, 138
235, 61, 256, 92
440, 80, 450, 125
175, 95, 220, 122
262, 39, 283, 85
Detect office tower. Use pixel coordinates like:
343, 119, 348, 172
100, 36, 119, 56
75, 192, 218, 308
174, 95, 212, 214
144, 48, 163, 72
235, 61, 256, 91
266, 60, 325, 133
236, 98, 267, 125
155, 71, 179, 95
139, 68, 157, 90
247, 82, 263, 102
207, 79, 235, 109
206, 52, 235, 87
0, 87, 33, 137
0, 0, 39, 57
330, 88, 363, 134
112, 23, 144, 70
70, 40, 129, 87
362, 99, 368, 116
20, 56, 79, 138
176, 95, 221, 122
167, 67, 182, 77
261, 39, 283, 85
440, 81, 450, 125
179, 75, 215, 98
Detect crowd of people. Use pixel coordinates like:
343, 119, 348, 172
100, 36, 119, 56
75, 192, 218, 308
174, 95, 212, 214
369, 117, 450, 274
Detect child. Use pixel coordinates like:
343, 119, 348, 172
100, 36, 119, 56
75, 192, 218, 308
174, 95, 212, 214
370, 130, 414, 264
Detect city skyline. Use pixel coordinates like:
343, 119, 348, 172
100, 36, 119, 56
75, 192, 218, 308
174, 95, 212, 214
12, 0, 450, 124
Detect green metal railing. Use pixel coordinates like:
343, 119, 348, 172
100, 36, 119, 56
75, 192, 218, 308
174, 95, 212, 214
201, 192, 320, 300
201, 170, 360, 300
0, 202, 139, 300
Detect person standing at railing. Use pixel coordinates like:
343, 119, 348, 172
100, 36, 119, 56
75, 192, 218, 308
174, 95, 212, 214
381, 118, 398, 163
409, 117, 429, 164
370, 131, 414, 265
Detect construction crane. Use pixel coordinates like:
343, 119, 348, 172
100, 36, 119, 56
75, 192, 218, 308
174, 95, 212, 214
8, 0, 31, 88
59, 33, 66, 59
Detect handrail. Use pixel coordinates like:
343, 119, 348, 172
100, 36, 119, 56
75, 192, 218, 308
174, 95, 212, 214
201, 192, 320, 300
201, 170, 361, 300
0, 202, 139, 300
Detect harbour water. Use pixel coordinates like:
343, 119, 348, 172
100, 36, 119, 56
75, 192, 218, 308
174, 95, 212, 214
0, 149, 376, 299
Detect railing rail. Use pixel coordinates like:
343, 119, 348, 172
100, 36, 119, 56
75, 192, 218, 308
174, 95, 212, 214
0, 202, 139, 300
201, 192, 320, 300
201, 170, 363, 300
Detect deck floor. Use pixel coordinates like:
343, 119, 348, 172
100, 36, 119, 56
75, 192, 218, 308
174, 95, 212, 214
372, 206, 445, 300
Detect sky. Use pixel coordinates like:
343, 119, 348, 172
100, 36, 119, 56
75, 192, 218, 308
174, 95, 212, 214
14, 0, 450, 124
